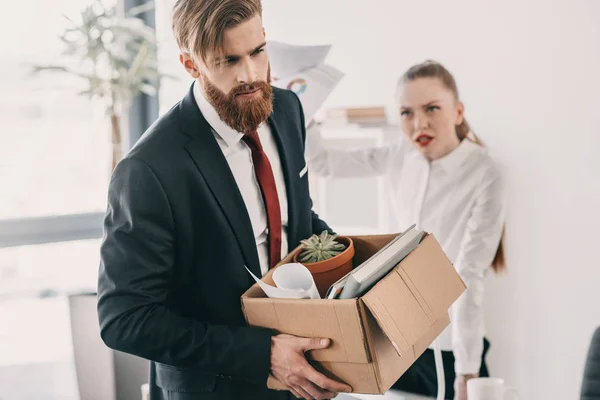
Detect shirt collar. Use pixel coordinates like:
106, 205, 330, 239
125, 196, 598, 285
430, 137, 478, 173
193, 80, 245, 148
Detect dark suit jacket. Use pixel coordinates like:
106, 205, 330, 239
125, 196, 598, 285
97, 85, 331, 400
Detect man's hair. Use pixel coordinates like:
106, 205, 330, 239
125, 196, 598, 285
172, 0, 262, 66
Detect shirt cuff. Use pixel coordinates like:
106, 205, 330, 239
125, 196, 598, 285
454, 357, 482, 375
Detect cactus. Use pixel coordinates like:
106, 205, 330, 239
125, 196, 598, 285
298, 231, 346, 263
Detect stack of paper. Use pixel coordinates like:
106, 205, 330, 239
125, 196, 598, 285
267, 40, 345, 125
245, 263, 321, 299
326, 224, 425, 299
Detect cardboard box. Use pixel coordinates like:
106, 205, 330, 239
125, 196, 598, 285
241, 233, 466, 394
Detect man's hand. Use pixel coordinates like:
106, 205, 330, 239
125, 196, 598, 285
270, 334, 352, 400
454, 373, 479, 400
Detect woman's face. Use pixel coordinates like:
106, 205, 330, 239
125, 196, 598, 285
398, 77, 464, 161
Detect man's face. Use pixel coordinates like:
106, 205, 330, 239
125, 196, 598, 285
180, 14, 273, 133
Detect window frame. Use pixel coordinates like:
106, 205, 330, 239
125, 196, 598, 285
0, 0, 158, 250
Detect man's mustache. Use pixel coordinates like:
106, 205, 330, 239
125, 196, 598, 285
230, 81, 269, 97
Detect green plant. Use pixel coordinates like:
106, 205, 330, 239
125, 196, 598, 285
298, 231, 347, 263
31, 0, 171, 171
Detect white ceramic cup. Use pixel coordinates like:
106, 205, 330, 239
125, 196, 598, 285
466, 377, 520, 400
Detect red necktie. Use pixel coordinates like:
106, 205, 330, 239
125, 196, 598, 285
242, 131, 282, 270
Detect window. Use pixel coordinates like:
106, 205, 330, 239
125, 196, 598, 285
0, 1, 120, 399
0, 296, 79, 400
0, 239, 102, 400
0, 240, 101, 299
0, 1, 113, 220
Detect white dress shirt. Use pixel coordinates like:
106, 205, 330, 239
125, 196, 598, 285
193, 82, 289, 276
306, 126, 506, 374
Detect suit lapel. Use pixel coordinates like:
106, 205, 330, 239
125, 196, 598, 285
179, 86, 261, 277
268, 106, 299, 251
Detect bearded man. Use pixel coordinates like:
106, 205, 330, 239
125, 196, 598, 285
96, 1, 352, 399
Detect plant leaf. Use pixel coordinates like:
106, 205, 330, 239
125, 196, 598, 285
300, 252, 314, 263
29, 0, 174, 109
126, 1, 155, 18
300, 239, 312, 247
139, 82, 157, 96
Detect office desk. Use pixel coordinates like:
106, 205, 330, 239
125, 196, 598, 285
337, 390, 433, 400
141, 385, 434, 400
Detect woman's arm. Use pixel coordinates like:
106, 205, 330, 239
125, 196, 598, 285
305, 123, 402, 178
452, 165, 506, 376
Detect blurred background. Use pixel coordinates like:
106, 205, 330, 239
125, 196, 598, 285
1, 0, 599, 399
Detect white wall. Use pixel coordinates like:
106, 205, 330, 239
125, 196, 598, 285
156, 0, 600, 398
260, 1, 600, 399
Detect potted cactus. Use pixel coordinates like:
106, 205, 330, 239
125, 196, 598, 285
293, 231, 355, 297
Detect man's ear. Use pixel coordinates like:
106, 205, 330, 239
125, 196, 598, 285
179, 53, 200, 79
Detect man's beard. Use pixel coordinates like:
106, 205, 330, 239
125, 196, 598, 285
201, 68, 273, 133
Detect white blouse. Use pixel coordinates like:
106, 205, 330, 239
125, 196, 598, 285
305, 126, 506, 374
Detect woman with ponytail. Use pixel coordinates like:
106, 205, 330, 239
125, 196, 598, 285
306, 60, 506, 399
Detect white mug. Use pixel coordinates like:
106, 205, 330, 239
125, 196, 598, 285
466, 377, 520, 400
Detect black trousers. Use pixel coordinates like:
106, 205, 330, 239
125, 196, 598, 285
392, 339, 490, 399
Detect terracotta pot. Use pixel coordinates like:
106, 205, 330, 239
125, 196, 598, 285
292, 236, 355, 298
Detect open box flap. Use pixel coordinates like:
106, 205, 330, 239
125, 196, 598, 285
361, 234, 466, 356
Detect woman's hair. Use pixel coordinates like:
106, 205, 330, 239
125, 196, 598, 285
399, 60, 506, 273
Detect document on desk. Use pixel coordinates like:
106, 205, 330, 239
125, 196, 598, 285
245, 263, 321, 299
